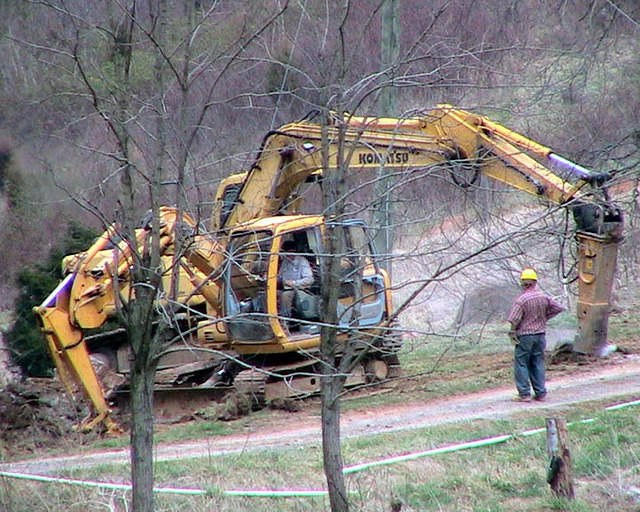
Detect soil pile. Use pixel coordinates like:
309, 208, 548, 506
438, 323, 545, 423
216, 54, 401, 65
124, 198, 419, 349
0, 378, 95, 456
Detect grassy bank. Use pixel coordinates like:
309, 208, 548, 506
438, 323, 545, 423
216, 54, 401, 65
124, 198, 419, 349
2, 400, 640, 511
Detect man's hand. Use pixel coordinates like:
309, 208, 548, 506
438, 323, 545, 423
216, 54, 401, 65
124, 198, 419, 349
508, 330, 519, 346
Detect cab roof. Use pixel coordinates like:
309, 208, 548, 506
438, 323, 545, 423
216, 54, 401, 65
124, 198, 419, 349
230, 214, 325, 234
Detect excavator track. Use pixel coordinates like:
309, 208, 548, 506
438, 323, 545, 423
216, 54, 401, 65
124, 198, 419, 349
110, 352, 400, 424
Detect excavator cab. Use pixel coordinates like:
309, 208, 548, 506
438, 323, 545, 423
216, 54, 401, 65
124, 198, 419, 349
222, 215, 390, 350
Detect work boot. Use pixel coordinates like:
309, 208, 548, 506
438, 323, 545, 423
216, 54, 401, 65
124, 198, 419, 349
512, 395, 532, 402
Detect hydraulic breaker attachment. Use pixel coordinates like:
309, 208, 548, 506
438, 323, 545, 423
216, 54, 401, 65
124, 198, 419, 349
574, 232, 620, 356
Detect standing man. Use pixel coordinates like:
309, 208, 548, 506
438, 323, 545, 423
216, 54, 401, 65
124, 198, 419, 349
507, 268, 565, 402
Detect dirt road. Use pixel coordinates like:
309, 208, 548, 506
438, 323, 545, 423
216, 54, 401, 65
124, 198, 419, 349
3, 353, 639, 476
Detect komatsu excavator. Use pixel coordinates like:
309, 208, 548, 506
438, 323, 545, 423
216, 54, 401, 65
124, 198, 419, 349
33, 105, 623, 433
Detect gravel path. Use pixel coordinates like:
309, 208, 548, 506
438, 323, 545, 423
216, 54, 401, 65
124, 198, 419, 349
3, 353, 639, 476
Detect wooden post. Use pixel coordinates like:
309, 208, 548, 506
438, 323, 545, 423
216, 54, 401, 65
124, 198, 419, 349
374, 0, 400, 277
545, 417, 575, 499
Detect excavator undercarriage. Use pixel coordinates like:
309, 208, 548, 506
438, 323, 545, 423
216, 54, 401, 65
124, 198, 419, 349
89, 326, 402, 425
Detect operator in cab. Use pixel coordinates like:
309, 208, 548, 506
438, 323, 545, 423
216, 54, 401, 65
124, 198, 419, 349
278, 239, 314, 327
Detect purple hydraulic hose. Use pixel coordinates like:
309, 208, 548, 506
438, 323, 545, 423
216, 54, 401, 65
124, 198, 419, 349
548, 153, 592, 179
39, 273, 74, 309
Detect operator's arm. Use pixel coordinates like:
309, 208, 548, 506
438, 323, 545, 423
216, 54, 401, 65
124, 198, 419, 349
289, 256, 314, 288
297, 257, 314, 288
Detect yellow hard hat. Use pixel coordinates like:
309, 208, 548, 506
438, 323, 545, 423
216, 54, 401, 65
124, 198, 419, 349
520, 268, 538, 281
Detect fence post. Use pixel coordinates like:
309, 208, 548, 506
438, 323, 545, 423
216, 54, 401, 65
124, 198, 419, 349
545, 417, 575, 499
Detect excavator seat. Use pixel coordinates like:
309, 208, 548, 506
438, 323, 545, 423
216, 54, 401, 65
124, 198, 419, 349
294, 289, 320, 319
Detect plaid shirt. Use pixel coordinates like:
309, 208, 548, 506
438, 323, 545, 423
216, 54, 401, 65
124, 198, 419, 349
508, 285, 565, 335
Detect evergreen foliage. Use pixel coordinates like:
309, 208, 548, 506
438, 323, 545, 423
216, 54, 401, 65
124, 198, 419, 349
7, 222, 98, 376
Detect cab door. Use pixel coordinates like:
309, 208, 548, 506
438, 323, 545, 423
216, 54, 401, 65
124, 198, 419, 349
223, 230, 274, 342
323, 220, 387, 328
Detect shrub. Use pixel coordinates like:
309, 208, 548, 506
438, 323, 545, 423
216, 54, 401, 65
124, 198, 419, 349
7, 222, 97, 376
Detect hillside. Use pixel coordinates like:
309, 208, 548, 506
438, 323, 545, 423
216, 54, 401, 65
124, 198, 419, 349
1, 0, 639, 309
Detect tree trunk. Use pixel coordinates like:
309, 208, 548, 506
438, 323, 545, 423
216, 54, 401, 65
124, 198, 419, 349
546, 417, 575, 499
320, 234, 350, 512
321, 376, 349, 512
319, 114, 350, 512
126, 278, 161, 512
0, 330, 20, 389
130, 330, 157, 512
374, 0, 400, 277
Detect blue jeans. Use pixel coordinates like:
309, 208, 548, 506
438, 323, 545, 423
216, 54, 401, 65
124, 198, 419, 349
514, 333, 547, 398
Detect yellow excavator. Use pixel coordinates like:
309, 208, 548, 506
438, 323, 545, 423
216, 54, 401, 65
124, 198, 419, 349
33, 105, 623, 433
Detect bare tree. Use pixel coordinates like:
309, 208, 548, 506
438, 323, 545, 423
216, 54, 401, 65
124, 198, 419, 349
17, 1, 287, 509
319, 109, 352, 512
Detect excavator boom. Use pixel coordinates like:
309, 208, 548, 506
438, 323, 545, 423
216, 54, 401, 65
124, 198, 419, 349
215, 105, 621, 354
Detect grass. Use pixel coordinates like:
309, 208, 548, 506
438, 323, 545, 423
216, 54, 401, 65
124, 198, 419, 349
4, 404, 640, 511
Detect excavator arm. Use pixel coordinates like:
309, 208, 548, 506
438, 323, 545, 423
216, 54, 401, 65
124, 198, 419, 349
35, 274, 121, 433
218, 105, 618, 225
216, 104, 622, 354
33, 207, 227, 433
